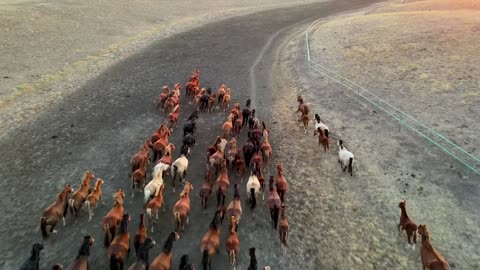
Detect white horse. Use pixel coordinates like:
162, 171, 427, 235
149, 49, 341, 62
171, 146, 190, 192
338, 140, 354, 176
246, 170, 261, 210
144, 163, 169, 203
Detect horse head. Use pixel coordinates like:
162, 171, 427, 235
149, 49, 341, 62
64, 184, 74, 194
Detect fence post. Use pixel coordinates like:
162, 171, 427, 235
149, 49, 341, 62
399, 114, 402, 132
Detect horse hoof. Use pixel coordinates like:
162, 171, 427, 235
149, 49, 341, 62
52, 230, 58, 234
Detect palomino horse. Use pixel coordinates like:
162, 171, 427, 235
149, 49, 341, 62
172, 182, 193, 232
226, 184, 243, 226
131, 155, 149, 198
201, 210, 222, 270
167, 105, 180, 130
102, 189, 126, 247
108, 214, 131, 270
40, 184, 73, 237
226, 216, 240, 270
171, 145, 190, 191
234, 112, 243, 137
279, 205, 289, 246
268, 176, 282, 230
134, 213, 147, 256
217, 84, 226, 104
246, 168, 261, 210
146, 184, 165, 232
216, 159, 230, 207
20, 243, 44, 270
275, 162, 288, 203
222, 115, 233, 139
66, 235, 95, 270
131, 140, 150, 175
199, 169, 213, 213
85, 178, 105, 221
398, 200, 418, 249
128, 237, 156, 270
247, 248, 258, 270
149, 232, 180, 270
152, 129, 172, 162
69, 171, 95, 221
418, 225, 450, 270
261, 123, 273, 171
144, 163, 167, 203
222, 88, 231, 112
226, 138, 238, 170
155, 87, 170, 110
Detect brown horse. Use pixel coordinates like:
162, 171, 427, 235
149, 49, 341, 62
209, 140, 227, 175
233, 153, 246, 182
234, 113, 243, 137
418, 225, 450, 270
317, 128, 330, 153
279, 204, 289, 246
217, 84, 226, 105
134, 213, 147, 256
206, 136, 222, 165
131, 140, 150, 174
275, 162, 288, 203
256, 164, 266, 200
131, 155, 149, 198
260, 123, 273, 171
222, 88, 231, 112
222, 116, 234, 139
208, 93, 217, 112
66, 235, 94, 270
216, 160, 230, 207
250, 151, 262, 172
201, 211, 222, 270
297, 96, 309, 121
226, 184, 242, 225
226, 138, 238, 170
108, 214, 131, 270
40, 184, 73, 237
153, 129, 172, 162
69, 171, 95, 221
85, 178, 105, 221
150, 124, 165, 147
149, 232, 180, 270
301, 112, 309, 134
146, 184, 165, 232
398, 200, 418, 249
199, 169, 213, 213
164, 93, 179, 114
102, 189, 126, 247
167, 105, 180, 130
226, 216, 240, 269
268, 176, 281, 230
172, 182, 193, 232
155, 87, 170, 110
158, 143, 175, 166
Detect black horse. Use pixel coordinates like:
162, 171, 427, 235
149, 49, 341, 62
183, 111, 199, 136
247, 247, 258, 270
128, 237, 156, 270
179, 254, 194, 270
183, 132, 196, 148
20, 243, 44, 270
199, 88, 212, 111
243, 133, 256, 168
242, 99, 252, 126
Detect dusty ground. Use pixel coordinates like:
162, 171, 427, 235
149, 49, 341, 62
266, 0, 480, 269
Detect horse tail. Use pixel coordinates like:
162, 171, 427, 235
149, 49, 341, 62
348, 157, 354, 176
172, 164, 178, 186
174, 211, 181, 232
230, 250, 235, 267
272, 204, 280, 230
202, 249, 209, 270
68, 198, 75, 217
85, 200, 91, 220
40, 217, 48, 238
110, 254, 119, 270
250, 188, 256, 209
104, 223, 112, 247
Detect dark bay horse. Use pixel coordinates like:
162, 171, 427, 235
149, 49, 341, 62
108, 214, 131, 270
66, 235, 95, 270
20, 243, 44, 270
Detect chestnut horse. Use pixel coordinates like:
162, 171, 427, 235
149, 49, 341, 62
209, 139, 227, 175
226, 184, 243, 226
20, 243, 44, 270
149, 232, 180, 270
85, 178, 105, 221
226, 216, 240, 270
279, 205, 289, 246
261, 123, 273, 171
131, 155, 149, 198
297, 96, 309, 121
108, 214, 131, 270
199, 169, 213, 213
128, 237, 156, 270
301, 111, 309, 134
167, 105, 180, 130
153, 128, 171, 162
146, 184, 165, 232
418, 225, 450, 270
155, 87, 170, 110
69, 171, 94, 221
398, 200, 418, 249
234, 112, 243, 137
208, 93, 217, 112
222, 88, 231, 112
216, 159, 230, 207
201, 210, 222, 270
66, 235, 95, 270
222, 115, 233, 139
134, 213, 147, 256
206, 136, 222, 169
131, 140, 150, 174
172, 182, 193, 232
226, 138, 238, 170
151, 124, 165, 147
40, 184, 73, 238
275, 162, 288, 203
102, 189, 126, 247
158, 143, 175, 166
250, 151, 263, 172
233, 153, 246, 182
267, 176, 281, 230
217, 84, 226, 105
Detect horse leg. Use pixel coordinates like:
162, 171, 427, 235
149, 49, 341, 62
50, 222, 58, 234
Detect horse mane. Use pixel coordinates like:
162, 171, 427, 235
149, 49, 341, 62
118, 214, 129, 234
162, 232, 176, 253
233, 184, 240, 199
76, 236, 92, 259
93, 179, 103, 191
209, 211, 221, 230
269, 176, 275, 191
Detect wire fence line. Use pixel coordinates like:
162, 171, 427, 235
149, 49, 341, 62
304, 18, 480, 177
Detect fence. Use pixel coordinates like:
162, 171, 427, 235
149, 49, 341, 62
304, 18, 480, 177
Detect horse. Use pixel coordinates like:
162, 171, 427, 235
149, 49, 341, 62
199, 89, 211, 111
337, 140, 354, 176
255, 164, 266, 200
102, 189, 126, 247
172, 182, 193, 232
131, 156, 149, 198
164, 92, 179, 114
209, 139, 228, 174
153, 129, 172, 162
167, 105, 180, 130
234, 112, 243, 137
146, 185, 165, 232
226, 138, 238, 170
149, 232, 180, 270
250, 151, 262, 172
297, 96, 309, 121
208, 93, 217, 112
52, 264, 63, 270
226, 216, 240, 270
314, 114, 330, 152
222, 88, 231, 112
398, 200, 418, 249
260, 123, 273, 171
183, 113, 198, 137
248, 109, 259, 131
222, 115, 233, 139
40, 184, 73, 237
155, 87, 170, 110
20, 243, 44, 270
65, 235, 95, 270
279, 205, 289, 246
233, 153, 246, 182
242, 99, 252, 126
247, 248, 258, 270
243, 134, 256, 170
246, 168, 261, 210
134, 213, 147, 256
128, 237, 156, 270
251, 123, 263, 152
301, 111, 309, 134
131, 140, 150, 174
206, 136, 222, 168
171, 145, 190, 192
158, 143, 175, 166
108, 214, 131, 270
199, 169, 213, 213
69, 171, 95, 221
182, 132, 196, 149
201, 211, 222, 270
268, 176, 281, 230
144, 163, 167, 203
85, 178, 105, 221
275, 162, 288, 203
217, 84, 226, 104
194, 88, 206, 110
178, 254, 194, 270
150, 124, 165, 147
226, 184, 242, 226
418, 225, 450, 270
216, 159, 230, 207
